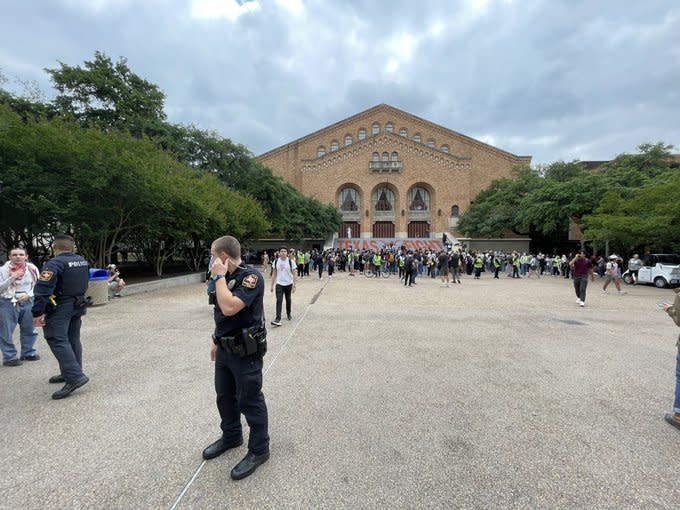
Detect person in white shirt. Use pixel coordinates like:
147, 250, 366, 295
0, 248, 40, 366
602, 255, 625, 295
270, 247, 297, 326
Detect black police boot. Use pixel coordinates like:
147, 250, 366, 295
230, 451, 270, 480
202, 437, 244, 460
52, 375, 89, 400
49, 374, 65, 384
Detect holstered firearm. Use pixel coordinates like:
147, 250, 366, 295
213, 326, 267, 358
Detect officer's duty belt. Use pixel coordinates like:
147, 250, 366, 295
213, 333, 250, 356
213, 327, 267, 358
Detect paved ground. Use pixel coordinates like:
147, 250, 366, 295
1, 269, 679, 509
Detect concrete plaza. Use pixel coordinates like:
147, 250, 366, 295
1, 269, 679, 509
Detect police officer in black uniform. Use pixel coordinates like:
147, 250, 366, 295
202, 235, 270, 480
32, 235, 90, 400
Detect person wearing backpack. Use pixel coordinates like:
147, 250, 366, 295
270, 247, 297, 326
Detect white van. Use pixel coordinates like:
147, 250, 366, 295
622, 254, 680, 288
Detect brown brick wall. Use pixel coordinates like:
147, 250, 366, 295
257, 105, 531, 238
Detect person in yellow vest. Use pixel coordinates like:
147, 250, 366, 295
492, 253, 502, 279
473, 254, 484, 279
372, 252, 382, 277
512, 253, 520, 279
296, 250, 305, 279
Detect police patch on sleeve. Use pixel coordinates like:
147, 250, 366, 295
39, 270, 54, 282
242, 274, 258, 289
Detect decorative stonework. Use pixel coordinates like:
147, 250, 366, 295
257, 104, 530, 239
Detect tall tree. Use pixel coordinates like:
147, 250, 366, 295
45, 51, 166, 136
457, 166, 541, 237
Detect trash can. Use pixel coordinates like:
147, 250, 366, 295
85, 268, 109, 306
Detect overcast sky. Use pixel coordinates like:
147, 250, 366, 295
2, 0, 679, 165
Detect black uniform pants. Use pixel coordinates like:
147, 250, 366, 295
215, 347, 269, 455
43, 302, 85, 383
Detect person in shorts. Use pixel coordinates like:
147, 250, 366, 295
602, 255, 625, 295
107, 264, 125, 298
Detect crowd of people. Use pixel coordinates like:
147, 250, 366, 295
259, 247, 638, 288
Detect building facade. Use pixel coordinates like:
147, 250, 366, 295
257, 104, 532, 247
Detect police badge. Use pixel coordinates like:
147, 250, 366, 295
242, 274, 258, 289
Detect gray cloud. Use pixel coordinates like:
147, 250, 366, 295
1, 0, 679, 164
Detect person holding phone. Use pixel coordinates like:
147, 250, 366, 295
106, 264, 125, 298
0, 248, 41, 366
663, 287, 680, 429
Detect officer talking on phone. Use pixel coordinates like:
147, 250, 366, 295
202, 235, 270, 480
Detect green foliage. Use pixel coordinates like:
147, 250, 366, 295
0, 105, 269, 273
582, 173, 680, 253
45, 51, 166, 136
518, 170, 606, 236
458, 166, 541, 237
1, 51, 339, 270
158, 125, 341, 241
460, 142, 679, 252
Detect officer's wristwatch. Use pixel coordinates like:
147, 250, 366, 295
214, 274, 226, 281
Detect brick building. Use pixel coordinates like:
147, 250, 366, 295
257, 104, 532, 251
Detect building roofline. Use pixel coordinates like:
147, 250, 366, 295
257, 103, 532, 163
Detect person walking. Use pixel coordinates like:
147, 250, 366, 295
296, 249, 305, 279
602, 255, 626, 295
569, 250, 593, 307
403, 252, 415, 287
492, 253, 501, 279
203, 235, 270, 480
628, 253, 643, 284
437, 250, 450, 287
449, 251, 462, 284
31, 235, 90, 400
270, 247, 297, 326
315, 251, 324, 279
473, 254, 484, 279
663, 288, 680, 430
0, 247, 40, 366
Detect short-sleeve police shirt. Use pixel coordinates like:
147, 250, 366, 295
214, 265, 265, 336
32, 252, 89, 317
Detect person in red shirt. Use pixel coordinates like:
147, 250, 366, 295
569, 250, 594, 307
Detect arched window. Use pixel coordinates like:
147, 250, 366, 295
338, 187, 360, 212
317, 146, 326, 158
391, 151, 398, 161
344, 134, 353, 147
330, 140, 339, 152
441, 144, 449, 154
399, 128, 407, 137
373, 186, 395, 211
382, 152, 389, 162
450, 205, 459, 218
408, 187, 430, 211
386, 122, 394, 133
358, 128, 366, 141
372, 122, 380, 135
413, 133, 421, 143
426, 138, 435, 148
372, 152, 380, 162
